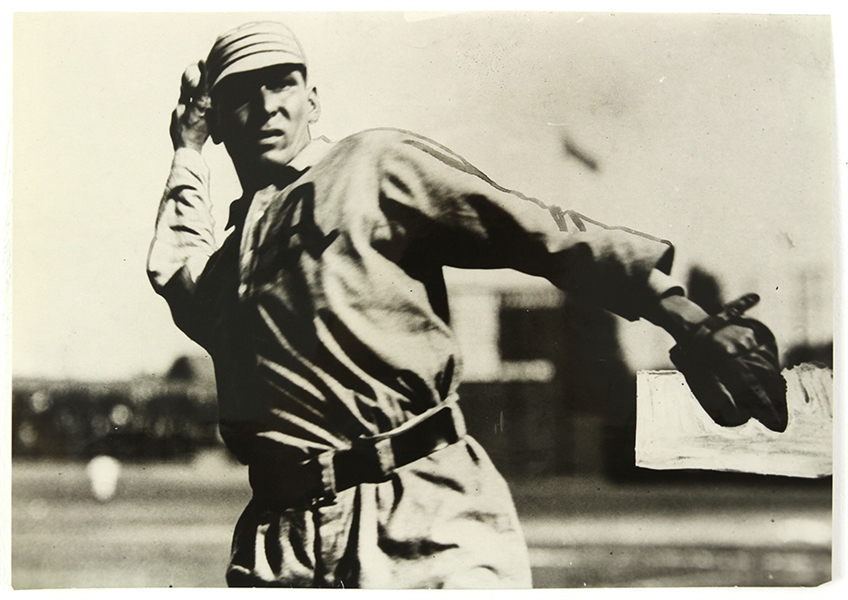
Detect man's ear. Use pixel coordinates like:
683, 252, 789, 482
307, 86, 321, 124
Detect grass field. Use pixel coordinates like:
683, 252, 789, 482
10, 450, 832, 589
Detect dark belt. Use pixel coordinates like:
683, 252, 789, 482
249, 403, 467, 510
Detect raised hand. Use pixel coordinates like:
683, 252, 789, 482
170, 61, 211, 152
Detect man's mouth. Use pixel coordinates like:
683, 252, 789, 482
256, 129, 285, 144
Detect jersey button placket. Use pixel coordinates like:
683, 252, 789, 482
239, 205, 266, 300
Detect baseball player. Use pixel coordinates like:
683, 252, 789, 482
148, 21, 784, 588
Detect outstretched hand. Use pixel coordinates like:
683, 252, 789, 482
666, 293, 788, 432
170, 61, 211, 152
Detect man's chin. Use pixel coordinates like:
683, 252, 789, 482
254, 149, 296, 170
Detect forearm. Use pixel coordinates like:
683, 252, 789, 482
147, 147, 216, 294
373, 130, 696, 323
642, 292, 709, 344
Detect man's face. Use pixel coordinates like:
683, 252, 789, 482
213, 65, 319, 172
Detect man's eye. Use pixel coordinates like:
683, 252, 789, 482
265, 77, 294, 92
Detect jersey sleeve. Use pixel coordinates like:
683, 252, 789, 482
147, 148, 217, 298
373, 131, 680, 321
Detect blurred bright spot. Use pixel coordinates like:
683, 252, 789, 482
29, 391, 52, 413
110, 404, 132, 427
27, 499, 50, 521
17, 421, 38, 447
86, 455, 122, 502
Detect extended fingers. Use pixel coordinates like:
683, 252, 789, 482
170, 60, 211, 152
179, 61, 209, 105
176, 63, 209, 122
179, 62, 202, 103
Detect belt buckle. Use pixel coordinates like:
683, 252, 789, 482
374, 437, 396, 476
313, 450, 338, 505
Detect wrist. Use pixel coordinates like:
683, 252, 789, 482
646, 295, 708, 343
180, 139, 205, 153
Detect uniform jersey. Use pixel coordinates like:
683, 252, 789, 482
148, 128, 678, 587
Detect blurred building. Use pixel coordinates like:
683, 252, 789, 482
12, 355, 219, 460
446, 268, 634, 478
443, 262, 832, 479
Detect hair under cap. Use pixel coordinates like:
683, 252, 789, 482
206, 21, 307, 92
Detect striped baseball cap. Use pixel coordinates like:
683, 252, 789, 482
206, 21, 307, 93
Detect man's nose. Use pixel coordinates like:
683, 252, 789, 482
259, 86, 285, 115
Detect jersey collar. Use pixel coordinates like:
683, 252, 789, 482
226, 136, 335, 230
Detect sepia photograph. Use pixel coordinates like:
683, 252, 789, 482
4, 4, 842, 591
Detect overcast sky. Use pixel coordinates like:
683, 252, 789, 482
9, 9, 840, 380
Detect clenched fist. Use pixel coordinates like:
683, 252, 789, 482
170, 61, 211, 152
